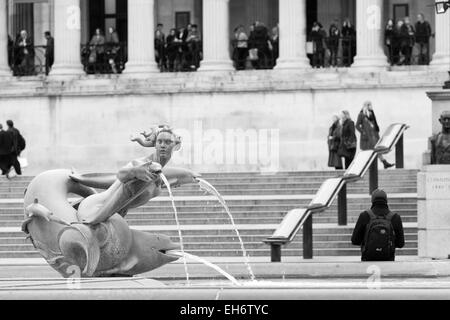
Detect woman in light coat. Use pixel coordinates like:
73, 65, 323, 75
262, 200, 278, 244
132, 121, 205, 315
356, 101, 394, 169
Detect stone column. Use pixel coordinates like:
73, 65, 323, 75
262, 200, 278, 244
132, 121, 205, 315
352, 0, 387, 70
418, 166, 450, 259
50, 0, 84, 76
0, 0, 11, 76
124, 0, 158, 74
430, 2, 450, 69
34, 2, 51, 46
198, 0, 233, 71
275, 0, 310, 70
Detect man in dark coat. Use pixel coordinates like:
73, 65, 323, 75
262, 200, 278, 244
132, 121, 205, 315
341, 18, 356, 66
351, 189, 405, 261
0, 124, 14, 176
6, 120, 23, 176
415, 13, 432, 65
328, 20, 341, 67
310, 22, 327, 68
44, 31, 54, 75
7, 35, 14, 67
252, 21, 271, 69
14, 30, 35, 76
337, 110, 357, 169
328, 114, 343, 169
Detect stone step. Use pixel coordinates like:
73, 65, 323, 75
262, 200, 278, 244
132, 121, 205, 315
0, 226, 418, 237
0, 198, 418, 208
0, 169, 418, 180
0, 179, 418, 188
0, 208, 418, 220
0, 188, 418, 198
0, 185, 418, 196
0, 233, 418, 245
0, 180, 417, 190
0, 248, 418, 258
0, 215, 419, 227
0, 203, 418, 214
0, 238, 418, 251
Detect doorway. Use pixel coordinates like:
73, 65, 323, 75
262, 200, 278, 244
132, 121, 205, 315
307, 0, 318, 32
88, 0, 127, 43
393, 4, 409, 23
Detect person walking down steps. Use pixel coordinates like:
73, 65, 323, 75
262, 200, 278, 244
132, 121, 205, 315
356, 101, 394, 169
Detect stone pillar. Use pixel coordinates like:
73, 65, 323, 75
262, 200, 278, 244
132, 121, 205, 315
275, 0, 310, 70
198, 0, 233, 71
352, 0, 387, 70
34, 2, 51, 46
124, 0, 158, 74
0, 0, 11, 76
418, 166, 450, 259
430, 2, 450, 69
50, 0, 83, 76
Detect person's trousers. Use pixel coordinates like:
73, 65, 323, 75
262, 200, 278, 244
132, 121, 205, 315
10, 153, 21, 175
0, 155, 10, 175
343, 151, 356, 169
416, 42, 429, 65
236, 48, 248, 70
344, 157, 353, 169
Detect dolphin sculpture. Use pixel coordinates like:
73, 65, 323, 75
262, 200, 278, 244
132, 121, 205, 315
22, 167, 200, 278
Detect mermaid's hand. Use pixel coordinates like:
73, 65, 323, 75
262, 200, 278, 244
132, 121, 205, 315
133, 162, 159, 182
130, 134, 140, 142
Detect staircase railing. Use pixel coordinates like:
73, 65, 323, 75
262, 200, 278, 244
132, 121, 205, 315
263, 123, 409, 262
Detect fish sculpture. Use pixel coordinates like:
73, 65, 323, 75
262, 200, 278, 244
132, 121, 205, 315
22, 167, 200, 278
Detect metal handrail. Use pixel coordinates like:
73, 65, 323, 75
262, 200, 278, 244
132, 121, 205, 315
264, 123, 409, 261
81, 42, 128, 74
9, 45, 48, 76
156, 40, 202, 72
230, 39, 277, 70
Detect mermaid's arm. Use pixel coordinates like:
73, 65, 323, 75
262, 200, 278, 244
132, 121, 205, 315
131, 136, 156, 148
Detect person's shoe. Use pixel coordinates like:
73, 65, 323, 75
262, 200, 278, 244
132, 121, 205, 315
382, 160, 395, 169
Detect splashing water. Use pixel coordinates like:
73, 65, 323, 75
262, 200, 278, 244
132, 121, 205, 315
159, 173, 190, 285
168, 250, 241, 286
197, 178, 256, 281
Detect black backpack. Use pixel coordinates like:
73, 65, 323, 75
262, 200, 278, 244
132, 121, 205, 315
362, 209, 396, 261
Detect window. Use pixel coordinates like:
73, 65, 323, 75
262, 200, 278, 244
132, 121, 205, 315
393, 4, 409, 23
175, 12, 191, 29
89, 0, 127, 42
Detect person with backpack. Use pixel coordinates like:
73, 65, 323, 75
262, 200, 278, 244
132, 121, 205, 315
351, 189, 405, 261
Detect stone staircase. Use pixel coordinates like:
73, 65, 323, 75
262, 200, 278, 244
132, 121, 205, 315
0, 170, 418, 259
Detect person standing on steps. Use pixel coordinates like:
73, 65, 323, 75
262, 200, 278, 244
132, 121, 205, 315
6, 120, 26, 178
328, 114, 343, 170
351, 189, 405, 261
0, 124, 14, 178
356, 101, 394, 169
338, 110, 357, 169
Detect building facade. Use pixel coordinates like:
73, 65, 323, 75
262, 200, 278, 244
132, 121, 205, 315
0, 0, 449, 174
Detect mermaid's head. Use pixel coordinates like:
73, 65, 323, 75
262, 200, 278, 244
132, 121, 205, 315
147, 125, 182, 162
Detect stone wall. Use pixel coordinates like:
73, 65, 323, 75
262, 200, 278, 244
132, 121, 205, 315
0, 69, 447, 175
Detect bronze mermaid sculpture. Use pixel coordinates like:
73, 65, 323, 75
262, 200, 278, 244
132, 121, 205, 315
22, 126, 200, 277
